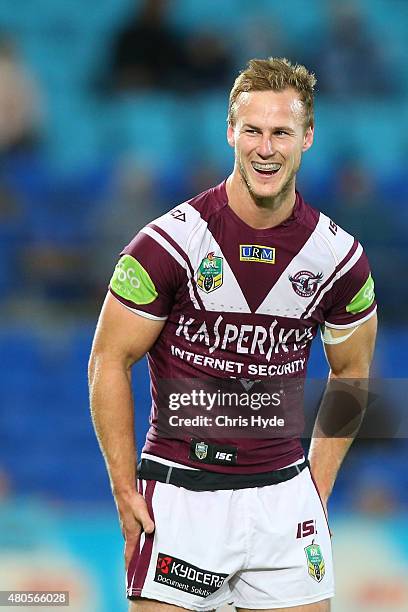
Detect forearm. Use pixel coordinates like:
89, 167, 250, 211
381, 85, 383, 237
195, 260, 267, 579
308, 435, 353, 503
308, 371, 369, 502
89, 354, 137, 496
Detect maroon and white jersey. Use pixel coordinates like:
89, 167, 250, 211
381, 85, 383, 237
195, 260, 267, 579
109, 181, 376, 473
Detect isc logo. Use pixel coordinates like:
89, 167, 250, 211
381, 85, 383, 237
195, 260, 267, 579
329, 220, 338, 235
215, 452, 233, 461
296, 520, 317, 539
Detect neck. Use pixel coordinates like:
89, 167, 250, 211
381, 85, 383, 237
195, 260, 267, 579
225, 171, 296, 230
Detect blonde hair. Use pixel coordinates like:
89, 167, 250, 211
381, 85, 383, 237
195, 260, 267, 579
228, 57, 316, 128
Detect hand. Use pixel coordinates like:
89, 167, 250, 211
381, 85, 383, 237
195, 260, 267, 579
115, 489, 155, 569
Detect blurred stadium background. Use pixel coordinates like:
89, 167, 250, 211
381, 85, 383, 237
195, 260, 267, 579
0, 0, 407, 610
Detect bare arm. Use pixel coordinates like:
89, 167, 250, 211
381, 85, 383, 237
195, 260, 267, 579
308, 314, 377, 507
88, 292, 165, 566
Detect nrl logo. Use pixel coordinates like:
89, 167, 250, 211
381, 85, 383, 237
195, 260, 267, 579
289, 270, 323, 298
304, 542, 325, 583
197, 252, 223, 293
194, 441, 208, 460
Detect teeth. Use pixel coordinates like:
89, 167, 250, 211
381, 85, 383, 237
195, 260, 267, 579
252, 162, 281, 171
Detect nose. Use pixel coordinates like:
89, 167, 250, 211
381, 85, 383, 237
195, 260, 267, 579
257, 133, 274, 158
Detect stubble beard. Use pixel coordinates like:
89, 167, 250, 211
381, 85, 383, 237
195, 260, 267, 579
238, 157, 298, 211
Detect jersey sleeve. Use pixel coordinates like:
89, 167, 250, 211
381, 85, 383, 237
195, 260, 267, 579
108, 230, 182, 320
323, 247, 377, 329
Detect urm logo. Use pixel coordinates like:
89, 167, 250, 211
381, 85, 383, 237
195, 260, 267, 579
240, 244, 276, 264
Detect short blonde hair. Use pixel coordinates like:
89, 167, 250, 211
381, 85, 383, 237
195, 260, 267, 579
228, 57, 316, 129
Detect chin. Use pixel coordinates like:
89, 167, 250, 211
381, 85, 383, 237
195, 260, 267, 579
250, 181, 281, 200
240, 163, 284, 201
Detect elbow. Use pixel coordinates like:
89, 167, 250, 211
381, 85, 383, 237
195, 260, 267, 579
88, 343, 108, 387
88, 348, 99, 388
88, 346, 133, 389
329, 364, 371, 380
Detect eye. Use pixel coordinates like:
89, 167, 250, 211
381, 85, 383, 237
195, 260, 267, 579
245, 129, 260, 135
275, 130, 289, 136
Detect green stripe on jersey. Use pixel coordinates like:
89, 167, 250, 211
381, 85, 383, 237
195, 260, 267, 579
110, 254, 158, 305
346, 274, 375, 314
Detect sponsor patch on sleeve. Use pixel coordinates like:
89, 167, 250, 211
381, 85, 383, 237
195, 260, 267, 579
110, 254, 158, 305
346, 273, 375, 314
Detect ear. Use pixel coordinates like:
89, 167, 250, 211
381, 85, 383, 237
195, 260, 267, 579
227, 123, 235, 148
302, 125, 314, 152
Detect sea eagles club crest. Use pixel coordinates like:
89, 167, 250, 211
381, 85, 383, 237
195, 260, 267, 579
197, 252, 223, 293
289, 270, 323, 297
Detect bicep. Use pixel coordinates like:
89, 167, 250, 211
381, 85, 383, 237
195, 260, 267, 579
91, 292, 166, 369
323, 313, 378, 377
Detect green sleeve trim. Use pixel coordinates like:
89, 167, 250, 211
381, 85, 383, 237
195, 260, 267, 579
346, 273, 375, 314
110, 254, 158, 305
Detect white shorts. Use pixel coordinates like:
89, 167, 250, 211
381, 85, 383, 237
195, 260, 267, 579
126, 467, 334, 610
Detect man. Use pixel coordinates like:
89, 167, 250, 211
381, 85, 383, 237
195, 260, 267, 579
89, 58, 377, 611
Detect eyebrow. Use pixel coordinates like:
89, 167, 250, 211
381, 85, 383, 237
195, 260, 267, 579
242, 123, 295, 133
242, 124, 261, 130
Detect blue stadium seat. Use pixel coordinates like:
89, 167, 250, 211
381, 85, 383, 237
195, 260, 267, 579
250, 0, 326, 43
168, 0, 241, 33
42, 91, 103, 169
195, 93, 233, 172
314, 100, 407, 173
313, 100, 351, 162
103, 94, 187, 165
1, 0, 134, 31
342, 102, 407, 171
359, 0, 408, 74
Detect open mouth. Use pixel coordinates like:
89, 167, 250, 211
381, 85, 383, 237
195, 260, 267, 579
251, 162, 281, 177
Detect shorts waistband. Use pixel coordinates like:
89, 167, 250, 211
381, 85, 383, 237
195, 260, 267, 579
137, 458, 309, 491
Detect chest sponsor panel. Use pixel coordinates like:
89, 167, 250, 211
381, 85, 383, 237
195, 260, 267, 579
175, 313, 314, 355
157, 312, 316, 378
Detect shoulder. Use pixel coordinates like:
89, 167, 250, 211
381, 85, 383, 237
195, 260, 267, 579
137, 181, 227, 256
295, 199, 376, 328
300, 198, 362, 267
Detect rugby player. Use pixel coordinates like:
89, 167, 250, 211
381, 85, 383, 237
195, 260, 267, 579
89, 58, 377, 611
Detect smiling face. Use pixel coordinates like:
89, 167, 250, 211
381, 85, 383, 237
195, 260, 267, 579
227, 88, 314, 207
